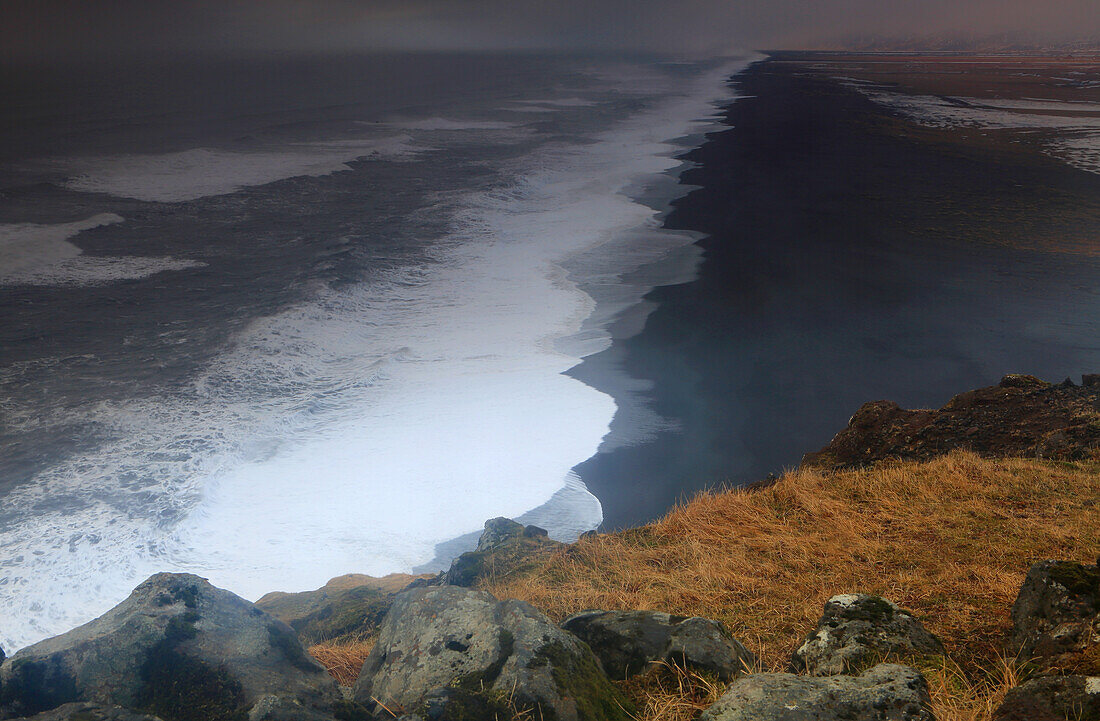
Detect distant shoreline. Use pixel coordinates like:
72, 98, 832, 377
571, 54, 1100, 530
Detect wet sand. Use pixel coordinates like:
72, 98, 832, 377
572, 54, 1100, 530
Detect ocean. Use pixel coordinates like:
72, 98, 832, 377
0, 52, 752, 651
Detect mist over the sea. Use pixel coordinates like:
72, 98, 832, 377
3, 0, 1099, 61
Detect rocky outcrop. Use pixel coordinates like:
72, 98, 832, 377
11, 703, 164, 721
1011, 558, 1100, 673
0, 573, 341, 721
443, 518, 564, 587
561, 610, 754, 680
993, 675, 1100, 721
791, 594, 944, 675
699, 663, 933, 721
802, 374, 1100, 470
352, 586, 632, 721
256, 573, 429, 645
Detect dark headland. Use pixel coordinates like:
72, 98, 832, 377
571, 52, 1100, 529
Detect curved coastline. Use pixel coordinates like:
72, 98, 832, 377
411, 56, 756, 573
570, 54, 1100, 530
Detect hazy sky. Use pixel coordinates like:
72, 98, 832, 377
4, 0, 1099, 59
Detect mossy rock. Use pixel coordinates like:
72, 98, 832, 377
0, 573, 339, 721
791, 594, 944, 676
1046, 561, 1100, 597
443, 519, 564, 588
354, 586, 631, 721
531, 641, 634, 721
418, 686, 518, 721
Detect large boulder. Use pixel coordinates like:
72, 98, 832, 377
561, 610, 754, 680
1011, 559, 1100, 672
11, 703, 163, 721
791, 594, 944, 675
443, 518, 563, 587
0, 573, 341, 721
699, 663, 932, 721
256, 573, 429, 645
352, 586, 632, 721
993, 675, 1100, 721
9, 704, 163, 721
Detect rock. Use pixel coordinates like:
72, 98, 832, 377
477, 518, 525, 549
246, 694, 345, 721
1084, 374, 1100, 388
801, 375, 1100, 469
791, 594, 944, 676
999, 374, 1049, 389
993, 675, 1100, 721
353, 586, 632, 721
665, 617, 755, 679
255, 573, 429, 645
12, 703, 164, 721
699, 663, 932, 721
1011, 559, 1100, 673
562, 610, 682, 679
443, 518, 564, 588
0, 573, 340, 721
561, 610, 754, 681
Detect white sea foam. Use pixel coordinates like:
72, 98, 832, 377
0, 214, 123, 272
513, 97, 598, 107
0, 213, 203, 286
47, 136, 421, 203
954, 97, 1100, 113
865, 92, 1100, 130
1053, 132, 1100, 174
861, 89, 1100, 175
391, 117, 517, 131
4, 255, 205, 286
0, 57, 752, 652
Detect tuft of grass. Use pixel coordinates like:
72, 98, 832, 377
309, 637, 376, 687
918, 653, 1029, 721
620, 661, 728, 721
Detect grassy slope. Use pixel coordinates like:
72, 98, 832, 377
313, 451, 1100, 719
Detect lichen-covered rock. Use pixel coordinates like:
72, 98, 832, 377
12, 703, 164, 721
0, 573, 340, 721
791, 594, 944, 675
443, 518, 563, 588
476, 518, 526, 550
352, 586, 632, 721
993, 675, 1100, 721
245, 694, 348, 721
699, 663, 933, 721
1011, 559, 1100, 673
561, 611, 754, 680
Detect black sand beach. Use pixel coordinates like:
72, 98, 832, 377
573, 55, 1100, 529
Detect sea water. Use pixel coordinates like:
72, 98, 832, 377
0, 52, 750, 651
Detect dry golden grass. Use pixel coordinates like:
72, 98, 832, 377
308, 637, 375, 686
311, 451, 1100, 719
483, 451, 1100, 720
619, 661, 729, 721
920, 653, 1026, 721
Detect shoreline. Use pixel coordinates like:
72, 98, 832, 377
571, 54, 1100, 530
